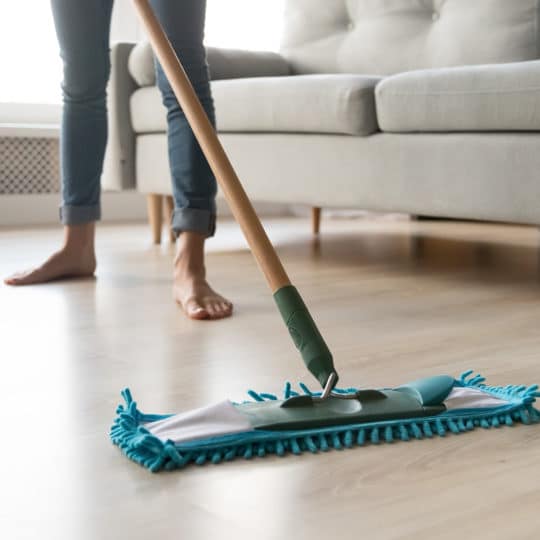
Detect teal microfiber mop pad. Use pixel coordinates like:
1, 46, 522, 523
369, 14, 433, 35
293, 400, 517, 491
110, 371, 539, 472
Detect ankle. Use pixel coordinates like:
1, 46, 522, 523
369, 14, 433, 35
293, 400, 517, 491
174, 232, 206, 278
62, 223, 96, 255
174, 254, 205, 280
176, 231, 205, 253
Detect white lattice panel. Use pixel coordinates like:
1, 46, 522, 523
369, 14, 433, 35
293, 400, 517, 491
0, 137, 60, 194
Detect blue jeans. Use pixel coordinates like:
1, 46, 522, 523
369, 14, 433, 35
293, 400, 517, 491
50, 0, 217, 236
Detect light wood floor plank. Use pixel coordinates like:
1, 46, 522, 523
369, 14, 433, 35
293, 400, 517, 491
0, 217, 539, 540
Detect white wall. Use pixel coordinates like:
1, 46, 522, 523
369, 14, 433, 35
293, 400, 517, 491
110, 0, 285, 50
111, 0, 144, 43
0, 0, 285, 125
205, 0, 285, 51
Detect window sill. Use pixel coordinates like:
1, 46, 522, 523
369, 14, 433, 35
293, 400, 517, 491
0, 123, 60, 138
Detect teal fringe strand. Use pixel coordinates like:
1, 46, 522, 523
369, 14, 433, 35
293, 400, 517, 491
110, 372, 540, 472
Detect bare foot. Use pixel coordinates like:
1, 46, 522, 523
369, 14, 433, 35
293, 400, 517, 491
174, 276, 233, 320
173, 232, 233, 320
4, 223, 96, 286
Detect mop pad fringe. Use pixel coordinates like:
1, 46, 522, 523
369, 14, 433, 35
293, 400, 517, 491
110, 371, 540, 472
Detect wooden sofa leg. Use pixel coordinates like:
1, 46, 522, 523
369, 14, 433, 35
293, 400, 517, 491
312, 207, 322, 235
147, 194, 163, 244
164, 196, 176, 244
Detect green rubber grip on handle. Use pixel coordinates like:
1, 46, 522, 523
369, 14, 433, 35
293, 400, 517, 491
273, 285, 338, 389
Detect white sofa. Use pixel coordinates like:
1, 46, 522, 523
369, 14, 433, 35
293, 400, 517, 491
103, 0, 540, 243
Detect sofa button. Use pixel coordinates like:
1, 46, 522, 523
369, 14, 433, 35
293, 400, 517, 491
347, 21, 354, 30
432, 11, 439, 21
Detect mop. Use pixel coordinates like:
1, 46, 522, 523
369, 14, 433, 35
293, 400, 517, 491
110, 0, 540, 472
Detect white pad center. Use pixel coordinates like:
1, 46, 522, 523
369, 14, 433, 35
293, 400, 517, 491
145, 400, 253, 444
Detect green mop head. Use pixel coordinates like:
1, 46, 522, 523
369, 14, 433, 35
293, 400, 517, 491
110, 371, 539, 472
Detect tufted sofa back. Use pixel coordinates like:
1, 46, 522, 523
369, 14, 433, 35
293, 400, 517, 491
280, 0, 540, 75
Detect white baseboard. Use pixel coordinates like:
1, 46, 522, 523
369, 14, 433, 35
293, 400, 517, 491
0, 191, 147, 227
0, 191, 292, 227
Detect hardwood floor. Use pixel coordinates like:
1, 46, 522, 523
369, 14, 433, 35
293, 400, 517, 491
0, 216, 539, 540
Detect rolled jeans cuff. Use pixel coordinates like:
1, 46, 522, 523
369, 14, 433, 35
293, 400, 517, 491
59, 204, 101, 225
171, 207, 216, 238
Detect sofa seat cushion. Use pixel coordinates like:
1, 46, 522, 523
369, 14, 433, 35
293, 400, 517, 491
130, 74, 381, 136
376, 61, 540, 133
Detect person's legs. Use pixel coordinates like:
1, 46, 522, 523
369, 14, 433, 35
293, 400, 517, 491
151, 0, 232, 319
5, 0, 113, 285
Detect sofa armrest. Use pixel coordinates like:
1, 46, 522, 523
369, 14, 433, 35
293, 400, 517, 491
102, 42, 138, 191
127, 42, 291, 86
206, 47, 291, 80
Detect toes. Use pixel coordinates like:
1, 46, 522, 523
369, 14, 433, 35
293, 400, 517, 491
220, 301, 233, 316
12, 272, 42, 286
189, 308, 209, 320
176, 287, 233, 321
4, 271, 31, 286
5, 265, 57, 286
207, 300, 233, 320
185, 299, 209, 320
4, 252, 95, 287
217, 300, 233, 318
206, 302, 220, 319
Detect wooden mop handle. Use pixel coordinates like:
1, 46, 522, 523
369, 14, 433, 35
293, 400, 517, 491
132, 0, 290, 293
